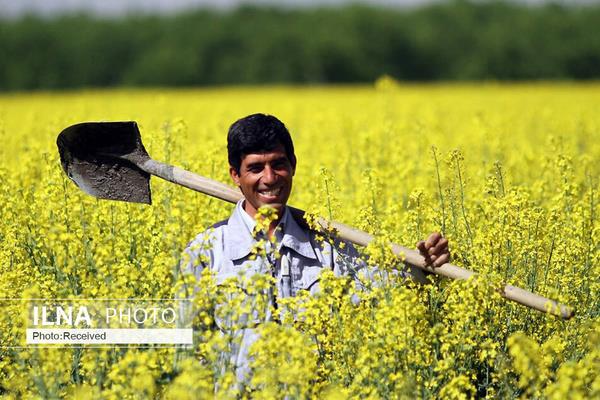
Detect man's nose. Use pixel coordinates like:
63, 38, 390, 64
262, 165, 277, 184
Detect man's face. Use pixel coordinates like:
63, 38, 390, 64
230, 144, 295, 218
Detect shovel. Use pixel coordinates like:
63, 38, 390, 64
57, 121, 574, 319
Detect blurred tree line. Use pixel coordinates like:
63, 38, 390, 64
0, 1, 599, 90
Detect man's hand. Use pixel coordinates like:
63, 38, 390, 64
416, 232, 450, 268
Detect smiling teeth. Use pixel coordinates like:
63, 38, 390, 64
260, 188, 281, 196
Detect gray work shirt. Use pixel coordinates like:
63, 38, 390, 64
179, 200, 423, 382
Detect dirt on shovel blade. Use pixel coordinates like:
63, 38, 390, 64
57, 121, 152, 204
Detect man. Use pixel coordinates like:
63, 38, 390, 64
183, 113, 449, 290
180, 113, 450, 380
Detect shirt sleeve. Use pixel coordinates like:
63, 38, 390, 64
331, 238, 429, 289
180, 228, 221, 276
176, 228, 222, 304
175, 228, 220, 328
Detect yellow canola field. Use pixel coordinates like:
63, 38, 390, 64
0, 83, 598, 399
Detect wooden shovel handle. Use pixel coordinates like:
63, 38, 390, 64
141, 159, 243, 203
141, 159, 574, 320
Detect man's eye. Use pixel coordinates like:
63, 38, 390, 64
248, 166, 263, 173
272, 161, 288, 170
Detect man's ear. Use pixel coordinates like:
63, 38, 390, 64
230, 166, 241, 186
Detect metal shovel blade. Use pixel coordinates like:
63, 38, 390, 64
57, 121, 152, 204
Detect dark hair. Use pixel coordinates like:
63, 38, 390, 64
227, 113, 297, 173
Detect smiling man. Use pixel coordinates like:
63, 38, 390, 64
180, 113, 450, 382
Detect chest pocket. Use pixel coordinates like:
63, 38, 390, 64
285, 246, 328, 297
299, 266, 322, 296
213, 267, 267, 331
218, 257, 264, 283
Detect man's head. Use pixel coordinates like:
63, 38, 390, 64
227, 114, 296, 218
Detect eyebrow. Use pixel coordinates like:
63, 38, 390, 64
271, 157, 289, 164
246, 156, 288, 168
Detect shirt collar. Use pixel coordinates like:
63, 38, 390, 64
278, 206, 317, 260
224, 199, 317, 261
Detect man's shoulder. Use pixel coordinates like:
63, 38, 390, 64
210, 218, 229, 230
185, 218, 229, 252
285, 208, 359, 256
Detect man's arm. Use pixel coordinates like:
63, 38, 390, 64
330, 232, 451, 286
176, 229, 219, 303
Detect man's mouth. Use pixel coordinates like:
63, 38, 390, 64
258, 187, 282, 199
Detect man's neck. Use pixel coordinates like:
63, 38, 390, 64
242, 201, 284, 238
